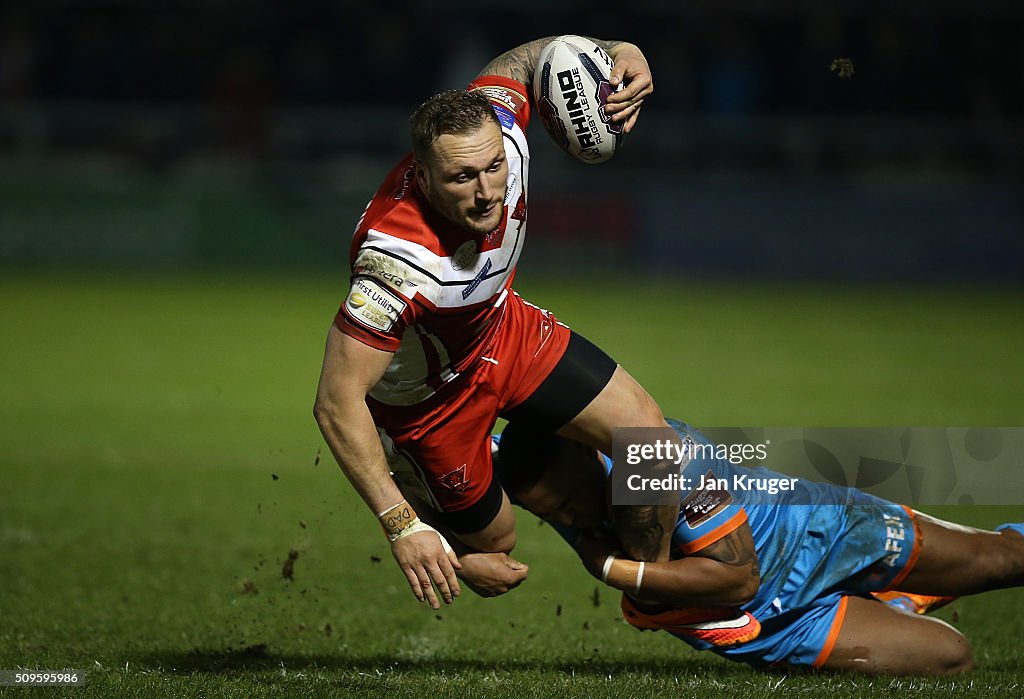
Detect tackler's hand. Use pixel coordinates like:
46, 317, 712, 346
457, 552, 529, 597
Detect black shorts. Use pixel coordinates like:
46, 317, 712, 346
501, 330, 618, 432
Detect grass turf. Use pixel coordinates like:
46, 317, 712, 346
1, 271, 1022, 698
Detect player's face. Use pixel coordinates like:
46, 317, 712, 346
517, 442, 608, 529
417, 122, 508, 236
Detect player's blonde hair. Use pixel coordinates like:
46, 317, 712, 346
410, 90, 500, 163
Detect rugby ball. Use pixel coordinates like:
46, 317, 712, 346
533, 35, 624, 164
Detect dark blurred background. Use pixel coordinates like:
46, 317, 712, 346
1, 0, 1021, 280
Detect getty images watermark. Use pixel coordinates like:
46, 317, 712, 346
621, 433, 794, 494
611, 425, 1024, 507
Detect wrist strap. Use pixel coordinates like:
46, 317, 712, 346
601, 554, 617, 583
378, 499, 417, 541
604, 556, 642, 592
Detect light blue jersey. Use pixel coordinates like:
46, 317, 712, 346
495, 419, 919, 668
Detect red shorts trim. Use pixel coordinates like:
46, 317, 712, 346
372, 292, 571, 516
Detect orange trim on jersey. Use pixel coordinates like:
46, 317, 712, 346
678, 509, 748, 555
880, 505, 923, 592
812, 595, 849, 668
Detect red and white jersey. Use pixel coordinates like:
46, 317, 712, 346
335, 75, 532, 406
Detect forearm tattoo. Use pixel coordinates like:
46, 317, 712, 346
610, 505, 665, 561
478, 38, 627, 86
593, 40, 626, 55
477, 37, 556, 84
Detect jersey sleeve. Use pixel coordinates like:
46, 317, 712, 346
334, 251, 419, 352
672, 439, 749, 555
468, 75, 532, 131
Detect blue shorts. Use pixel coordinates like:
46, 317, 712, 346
672, 499, 921, 669
700, 592, 851, 668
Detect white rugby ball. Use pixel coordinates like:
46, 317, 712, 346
533, 35, 624, 164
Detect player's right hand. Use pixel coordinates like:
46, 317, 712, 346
390, 529, 462, 609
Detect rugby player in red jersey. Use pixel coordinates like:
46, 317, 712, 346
313, 37, 674, 610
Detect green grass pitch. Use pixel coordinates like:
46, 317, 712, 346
2, 272, 1022, 698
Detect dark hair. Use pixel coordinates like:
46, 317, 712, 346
494, 421, 570, 496
410, 89, 501, 162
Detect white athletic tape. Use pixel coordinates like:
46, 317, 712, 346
376, 501, 404, 519
394, 519, 453, 554
601, 554, 616, 584
437, 531, 454, 555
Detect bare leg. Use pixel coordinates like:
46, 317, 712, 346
557, 366, 669, 448
451, 490, 517, 553
898, 512, 1024, 596
557, 365, 677, 562
822, 596, 973, 676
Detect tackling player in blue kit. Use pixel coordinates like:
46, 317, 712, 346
491, 419, 1024, 675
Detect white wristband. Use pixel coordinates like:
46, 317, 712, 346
393, 519, 453, 554
635, 561, 645, 595
601, 554, 617, 583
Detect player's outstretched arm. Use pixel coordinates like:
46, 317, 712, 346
314, 324, 461, 609
477, 37, 652, 132
577, 525, 760, 606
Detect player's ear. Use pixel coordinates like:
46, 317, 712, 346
414, 160, 430, 194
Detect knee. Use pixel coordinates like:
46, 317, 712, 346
626, 385, 666, 429
607, 367, 666, 428
483, 528, 516, 554
632, 381, 664, 421
933, 635, 974, 675
956, 646, 976, 674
